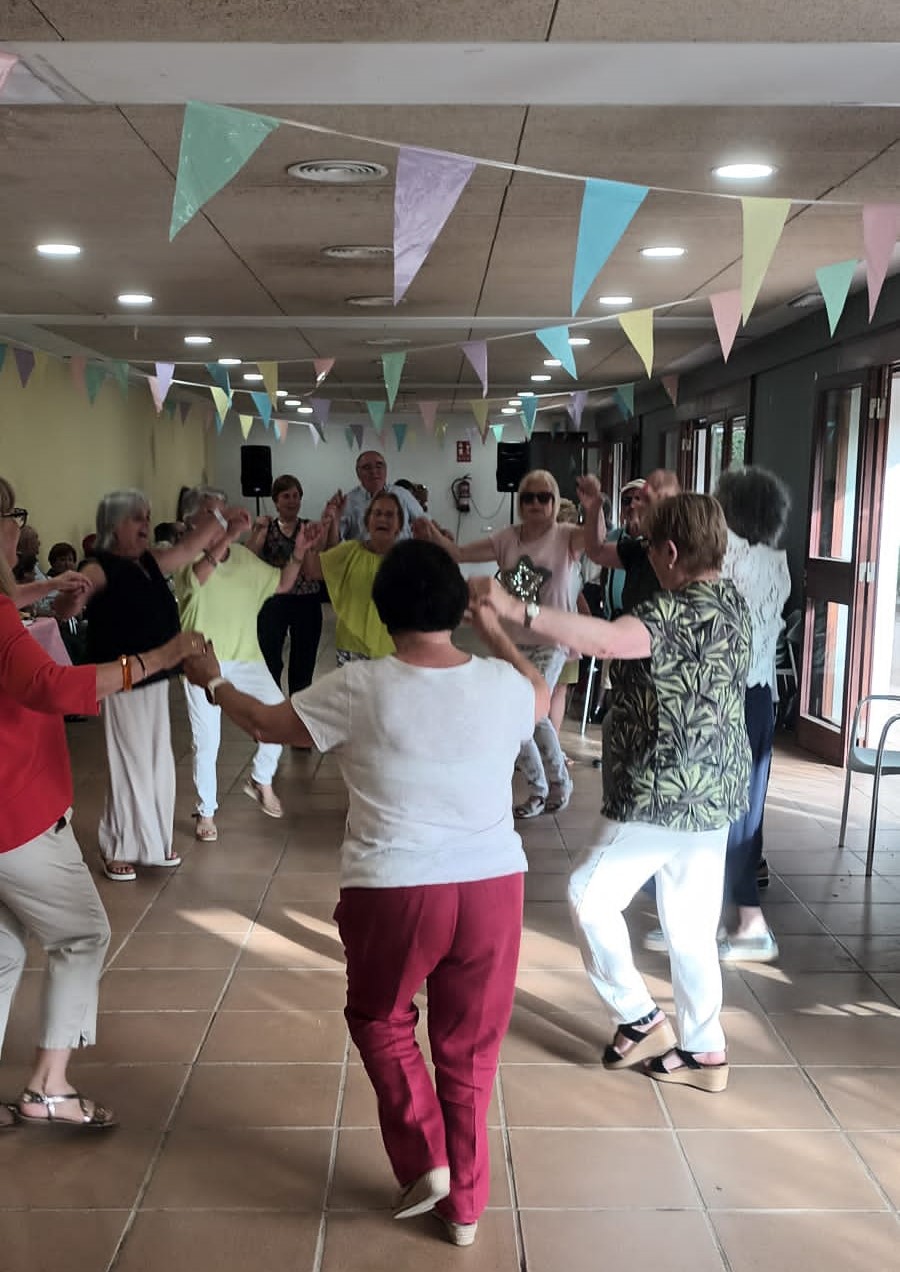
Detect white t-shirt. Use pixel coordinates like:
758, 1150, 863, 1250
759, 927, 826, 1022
291, 655, 535, 888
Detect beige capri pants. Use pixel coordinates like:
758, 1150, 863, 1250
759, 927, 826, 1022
0, 814, 110, 1052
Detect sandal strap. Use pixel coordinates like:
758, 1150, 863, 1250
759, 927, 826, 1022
20, 1088, 89, 1121
644, 1047, 706, 1075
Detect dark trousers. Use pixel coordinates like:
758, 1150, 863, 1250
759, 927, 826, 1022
257, 593, 323, 696
724, 684, 775, 909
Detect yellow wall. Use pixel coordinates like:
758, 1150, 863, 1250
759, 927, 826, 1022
0, 350, 211, 555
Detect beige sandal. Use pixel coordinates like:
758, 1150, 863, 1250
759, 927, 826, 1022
194, 815, 218, 842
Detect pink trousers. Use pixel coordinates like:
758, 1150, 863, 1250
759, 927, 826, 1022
335, 873, 523, 1224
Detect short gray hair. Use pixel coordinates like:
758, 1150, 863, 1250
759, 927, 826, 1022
715, 466, 791, 548
180, 485, 227, 522
95, 489, 150, 552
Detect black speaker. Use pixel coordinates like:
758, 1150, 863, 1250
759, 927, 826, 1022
240, 445, 273, 497
496, 441, 532, 493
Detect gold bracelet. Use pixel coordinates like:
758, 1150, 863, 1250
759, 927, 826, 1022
119, 654, 133, 692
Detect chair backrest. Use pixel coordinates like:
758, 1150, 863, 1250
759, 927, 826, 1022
783, 608, 802, 643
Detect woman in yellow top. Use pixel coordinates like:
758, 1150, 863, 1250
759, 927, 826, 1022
307, 491, 403, 663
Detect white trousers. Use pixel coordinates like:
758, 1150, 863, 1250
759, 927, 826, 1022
568, 816, 729, 1053
99, 680, 175, 865
183, 660, 284, 817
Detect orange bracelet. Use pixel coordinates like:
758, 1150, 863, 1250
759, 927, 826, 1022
119, 654, 133, 691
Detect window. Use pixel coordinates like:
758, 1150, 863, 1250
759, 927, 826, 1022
682, 414, 751, 492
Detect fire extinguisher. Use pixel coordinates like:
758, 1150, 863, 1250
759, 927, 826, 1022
451, 475, 472, 513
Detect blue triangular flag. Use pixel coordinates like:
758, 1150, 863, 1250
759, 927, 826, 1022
815, 258, 858, 337
535, 326, 578, 378
392, 422, 408, 451
0, 344, 7, 377
366, 400, 387, 433
572, 179, 649, 314
521, 396, 539, 438
206, 362, 233, 399
614, 383, 635, 419
250, 390, 272, 427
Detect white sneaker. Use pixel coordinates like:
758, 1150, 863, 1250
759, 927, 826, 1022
436, 1214, 478, 1247
718, 930, 779, 964
394, 1166, 450, 1219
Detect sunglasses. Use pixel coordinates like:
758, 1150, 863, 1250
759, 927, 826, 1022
520, 491, 554, 506
620, 495, 637, 508
1, 507, 28, 527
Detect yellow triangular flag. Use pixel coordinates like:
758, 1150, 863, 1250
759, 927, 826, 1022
469, 399, 491, 435
741, 197, 791, 321
239, 414, 254, 439
209, 385, 230, 422
257, 361, 279, 403
617, 308, 655, 378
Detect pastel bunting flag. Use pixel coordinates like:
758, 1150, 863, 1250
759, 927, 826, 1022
344, 426, 356, 450
618, 308, 655, 377
460, 341, 488, 397
313, 357, 335, 384
0, 52, 19, 97
393, 147, 476, 303
709, 289, 743, 363
0, 344, 6, 377
661, 374, 679, 406
366, 400, 387, 433
381, 352, 406, 409
572, 178, 649, 314
469, 399, 491, 436
164, 400, 177, 420
816, 258, 858, 336
203, 405, 214, 432
169, 102, 281, 239
435, 420, 448, 447
614, 383, 635, 419
392, 422, 408, 451
178, 400, 191, 425
274, 418, 288, 443
33, 349, 50, 380
206, 362, 233, 398
741, 197, 792, 321
306, 422, 321, 447
249, 391, 272, 427
109, 360, 130, 397
568, 390, 589, 430
148, 361, 175, 413
490, 423, 504, 443
310, 419, 327, 443
257, 361, 279, 403
535, 326, 578, 378
310, 397, 332, 427
68, 354, 86, 395
214, 411, 225, 436
863, 204, 900, 321
521, 396, 539, 435
417, 400, 439, 435
350, 423, 365, 449
85, 364, 106, 404
13, 347, 35, 388
239, 414, 254, 439
209, 386, 231, 424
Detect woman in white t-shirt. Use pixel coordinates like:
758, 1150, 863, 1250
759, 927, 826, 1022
182, 540, 549, 1248
417, 469, 590, 819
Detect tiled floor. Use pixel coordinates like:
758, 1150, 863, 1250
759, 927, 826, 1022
3, 647, 900, 1270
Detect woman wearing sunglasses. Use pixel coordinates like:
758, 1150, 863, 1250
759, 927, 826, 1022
417, 469, 590, 818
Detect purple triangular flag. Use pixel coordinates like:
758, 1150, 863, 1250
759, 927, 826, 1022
394, 147, 476, 304
13, 347, 35, 388
310, 397, 331, 427
460, 341, 488, 397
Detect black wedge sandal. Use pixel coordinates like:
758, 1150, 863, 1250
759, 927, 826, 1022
602, 1011, 676, 1070
643, 1047, 729, 1093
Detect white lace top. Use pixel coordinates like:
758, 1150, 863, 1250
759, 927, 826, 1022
721, 530, 792, 695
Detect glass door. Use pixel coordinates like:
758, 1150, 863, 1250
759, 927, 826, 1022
797, 371, 888, 764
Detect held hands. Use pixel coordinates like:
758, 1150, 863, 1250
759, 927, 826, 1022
164, 629, 210, 668
226, 508, 253, 540
467, 576, 517, 622
293, 519, 326, 560
251, 515, 272, 534
182, 638, 222, 687
51, 570, 91, 596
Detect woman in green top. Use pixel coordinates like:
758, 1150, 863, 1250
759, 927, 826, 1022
307, 491, 402, 663
471, 485, 751, 1093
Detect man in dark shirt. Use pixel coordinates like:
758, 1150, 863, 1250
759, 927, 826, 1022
584, 470, 681, 615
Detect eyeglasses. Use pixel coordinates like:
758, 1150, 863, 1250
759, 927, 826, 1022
1, 508, 27, 527
520, 491, 554, 506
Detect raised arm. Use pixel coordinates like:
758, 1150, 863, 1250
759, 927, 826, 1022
275, 520, 327, 594
154, 507, 238, 575
52, 562, 106, 619
17, 570, 90, 615
246, 515, 272, 559
412, 518, 496, 564
189, 509, 253, 587
576, 475, 621, 569
468, 591, 551, 722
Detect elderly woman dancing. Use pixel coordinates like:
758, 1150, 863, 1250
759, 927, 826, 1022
183, 540, 549, 1245
473, 484, 751, 1092
0, 476, 199, 1127
56, 488, 226, 879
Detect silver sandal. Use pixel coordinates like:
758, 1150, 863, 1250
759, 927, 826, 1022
15, 1088, 118, 1130
514, 794, 546, 819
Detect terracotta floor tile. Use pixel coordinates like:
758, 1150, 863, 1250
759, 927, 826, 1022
0, 1128, 161, 1208
739, 969, 892, 1015
199, 1008, 348, 1062
500, 1007, 610, 1064
805, 902, 900, 935
712, 1211, 900, 1272
719, 1009, 794, 1065
176, 1062, 341, 1127
521, 1210, 725, 1272
143, 1127, 332, 1209
220, 968, 348, 1011
508, 1128, 697, 1208
340, 1064, 500, 1128
116, 1211, 320, 1272
109, 932, 243, 970
809, 1067, 900, 1130
769, 1011, 900, 1065
764, 933, 860, 973
132, 905, 255, 936
871, 972, 900, 1006
321, 1210, 520, 1272
62, 1062, 189, 1129
501, 1063, 666, 1127
264, 872, 342, 902
86, 1011, 212, 1064
99, 968, 230, 1012
238, 924, 345, 970
679, 1130, 887, 1209
660, 1066, 833, 1130
0, 1210, 129, 1272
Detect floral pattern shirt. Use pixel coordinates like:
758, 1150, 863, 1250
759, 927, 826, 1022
603, 579, 752, 831
259, 519, 322, 597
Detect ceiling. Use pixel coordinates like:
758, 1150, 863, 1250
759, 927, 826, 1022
1, 4, 900, 419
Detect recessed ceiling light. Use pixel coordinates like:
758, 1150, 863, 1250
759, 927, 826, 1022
531, 374, 552, 382
508, 398, 522, 406
501, 407, 518, 415
518, 391, 536, 398
322, 244, 394, 260
217, 357, 241, 366
713, 162, 775, 180
297, 405, 314, 414
184, 334, 212, 345
284, 398, 302, 406
36, 242, 81, 257
568, 336, 591, 347
287, 159, 389, 184
597, 295, 633, 306
243, 372, 264, 382
640, 246, 685, 259
346, 295, 401, 307
276, 390, 288, 398
543, 358, 562, 368
117, 292, 153, 306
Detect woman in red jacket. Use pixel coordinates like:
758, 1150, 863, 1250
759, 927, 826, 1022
0, 477, 202, 1129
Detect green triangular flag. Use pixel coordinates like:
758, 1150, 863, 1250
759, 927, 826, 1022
0, 344, 6, 376
344, 426, 356, 450
109, 360, 129, 397
815, 259, 857, 337
521, 397, 538, 432
381, 353, 406, 410
490, 423, 504, 443
366, 400, 387, 433
85, 364, 106, 404
393, 422, 408, 451
169, 101, 281, 240
206, 362, 233, 398
614, 383, 635, 419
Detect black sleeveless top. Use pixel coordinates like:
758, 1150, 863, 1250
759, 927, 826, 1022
85, 550, 180, 688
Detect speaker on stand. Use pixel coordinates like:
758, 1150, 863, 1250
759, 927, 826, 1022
496, 440, 532, 523
240, 445, 273, 517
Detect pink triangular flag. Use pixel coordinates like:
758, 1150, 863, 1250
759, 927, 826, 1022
394, 147, 476, 303
274, 418, 288, 443
661, 374, 679, 406
460, 341, 488, 397
69, 355, 87, 396
148, 362, 176, 413
863, 203, 900, 321
313, 357, 335, 384
709, 289, 743, 363
0, 53, 18, 97
418, 400, 439, 435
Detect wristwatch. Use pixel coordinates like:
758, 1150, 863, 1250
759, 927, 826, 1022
524, 601, 540, 629
205, 675, 229, 705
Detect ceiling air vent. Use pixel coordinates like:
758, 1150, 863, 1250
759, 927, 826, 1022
287, 160, 389, 184
322, 245, 394, 261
